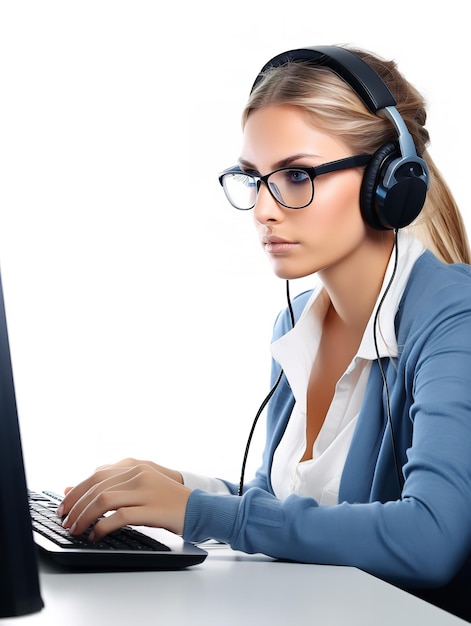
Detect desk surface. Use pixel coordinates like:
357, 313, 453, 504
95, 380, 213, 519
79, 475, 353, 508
2, 544, 466, 625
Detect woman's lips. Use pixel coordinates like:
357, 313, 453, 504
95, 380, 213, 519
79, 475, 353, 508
262, 236, 300, 254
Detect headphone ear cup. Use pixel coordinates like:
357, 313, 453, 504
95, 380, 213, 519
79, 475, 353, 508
360, 142, 399, 230
360, 141, 428, 231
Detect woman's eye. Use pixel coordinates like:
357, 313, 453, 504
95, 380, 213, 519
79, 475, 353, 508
286, 169, 309, 184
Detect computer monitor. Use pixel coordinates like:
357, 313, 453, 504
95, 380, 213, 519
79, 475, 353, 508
0, 268, 44, 617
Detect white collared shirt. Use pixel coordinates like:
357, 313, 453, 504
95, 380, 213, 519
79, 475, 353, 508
270, 232, 424, 504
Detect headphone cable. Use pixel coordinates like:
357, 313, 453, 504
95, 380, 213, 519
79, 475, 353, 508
373, 229, 404, 494
238, 279, 294, 496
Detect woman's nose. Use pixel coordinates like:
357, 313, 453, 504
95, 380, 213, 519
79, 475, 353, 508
253, 183, 285, 223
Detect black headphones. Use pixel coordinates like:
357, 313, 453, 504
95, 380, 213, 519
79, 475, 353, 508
251, 45, 430, 231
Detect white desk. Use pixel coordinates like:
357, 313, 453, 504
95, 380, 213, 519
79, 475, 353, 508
2, 545, 467, 625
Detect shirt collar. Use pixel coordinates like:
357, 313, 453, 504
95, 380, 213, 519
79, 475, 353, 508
270, 232, 425, 407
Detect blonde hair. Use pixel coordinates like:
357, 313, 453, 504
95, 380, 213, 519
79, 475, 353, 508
243, 48, 470, 265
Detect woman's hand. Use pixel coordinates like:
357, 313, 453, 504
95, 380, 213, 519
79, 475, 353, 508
58, 458, 191, 542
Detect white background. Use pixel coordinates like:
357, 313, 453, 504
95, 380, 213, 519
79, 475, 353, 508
0, 1, 468, 493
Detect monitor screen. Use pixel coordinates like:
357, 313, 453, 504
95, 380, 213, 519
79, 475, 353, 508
0, 269, 44, 617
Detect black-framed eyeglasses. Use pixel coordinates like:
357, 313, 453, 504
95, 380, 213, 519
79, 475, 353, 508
218, 154, 372, 211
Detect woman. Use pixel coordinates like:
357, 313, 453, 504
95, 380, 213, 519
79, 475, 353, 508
59, 46, 471, 618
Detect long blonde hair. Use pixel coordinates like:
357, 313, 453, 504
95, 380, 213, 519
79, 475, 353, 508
243, 48, 470, 264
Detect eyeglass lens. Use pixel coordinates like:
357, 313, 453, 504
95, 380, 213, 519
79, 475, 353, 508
222, 168, 313, 210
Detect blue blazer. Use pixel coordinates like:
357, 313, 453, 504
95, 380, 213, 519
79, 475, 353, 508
184, 251, 471, 597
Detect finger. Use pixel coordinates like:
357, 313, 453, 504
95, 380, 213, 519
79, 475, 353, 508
87, 505, 147, 542
63, 467, 146, 534
59, 465, 131, 517
73, 471, 182, 541
60, 459, 147, 514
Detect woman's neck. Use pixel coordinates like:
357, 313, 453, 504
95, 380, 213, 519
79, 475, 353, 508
318, 231, 395, 335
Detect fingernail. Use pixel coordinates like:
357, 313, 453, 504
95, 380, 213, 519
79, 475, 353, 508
69, 522, 77, 535
88, 530, 95, 543
57, 504, 64, 517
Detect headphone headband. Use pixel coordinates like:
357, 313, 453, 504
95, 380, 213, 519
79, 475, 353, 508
251, 46, 397, 113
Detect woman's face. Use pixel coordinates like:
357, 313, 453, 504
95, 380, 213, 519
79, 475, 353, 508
240, 104, 372, 280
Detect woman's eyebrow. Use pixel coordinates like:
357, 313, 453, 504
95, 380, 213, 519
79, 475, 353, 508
238, 153, 321, 171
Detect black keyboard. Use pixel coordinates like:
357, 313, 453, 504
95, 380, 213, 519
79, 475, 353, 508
27, 490, 207, 570
29, 490, 170, 552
